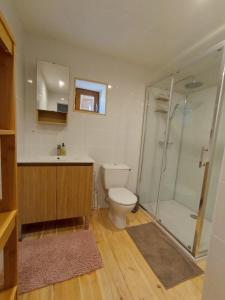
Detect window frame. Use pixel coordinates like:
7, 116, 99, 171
75, 88, 100, 113
74, 78, 108, 115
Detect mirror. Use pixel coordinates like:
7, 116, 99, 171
37, 61, 69, 113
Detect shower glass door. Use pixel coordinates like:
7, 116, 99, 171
157, 48, 223, 253
138, 76, 173, 216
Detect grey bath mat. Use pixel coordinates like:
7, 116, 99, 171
126, 222, 203, 289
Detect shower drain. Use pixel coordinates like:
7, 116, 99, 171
190, 214, 198, 220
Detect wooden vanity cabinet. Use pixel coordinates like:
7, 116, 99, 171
18, 166, 57, 224
18, 164, 93, 229
57, 166, 93, 222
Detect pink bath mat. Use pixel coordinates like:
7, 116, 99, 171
18, 230, 103, 294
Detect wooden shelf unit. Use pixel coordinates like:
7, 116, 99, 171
0, 286, 17, 300
0, 14, 18, 299
0, 130, 15, 136
37, 109, 67, 125
0, 210, 16, 249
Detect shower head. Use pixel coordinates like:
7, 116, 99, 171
185, 80, 203, 89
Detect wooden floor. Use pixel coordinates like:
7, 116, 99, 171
19, 208, 205, 300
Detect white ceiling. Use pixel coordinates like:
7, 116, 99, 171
14, 0, 225, 69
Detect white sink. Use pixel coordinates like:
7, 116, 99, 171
47, 156, 69, 161
17, 155, 95, 164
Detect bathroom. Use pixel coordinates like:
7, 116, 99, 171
0, 0, 225, 299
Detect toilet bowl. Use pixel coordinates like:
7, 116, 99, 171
102, 164, 137, 229
108, 187, 137, 229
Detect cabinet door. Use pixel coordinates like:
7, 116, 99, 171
56, 165, 93, 220
18, 166, 57, 224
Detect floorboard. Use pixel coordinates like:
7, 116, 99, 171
19, 208, 205, 300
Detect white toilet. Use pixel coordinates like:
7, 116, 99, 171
102, 163, 137, 229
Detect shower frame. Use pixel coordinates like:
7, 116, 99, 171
137, 41, 225, 258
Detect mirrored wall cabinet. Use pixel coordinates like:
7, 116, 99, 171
36, 61, 69, 125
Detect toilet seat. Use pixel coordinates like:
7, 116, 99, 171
109, 188, 137, 206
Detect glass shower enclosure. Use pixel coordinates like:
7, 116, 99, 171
138, 42, 225, 257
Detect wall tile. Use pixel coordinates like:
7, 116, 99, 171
203, 236, 225, 300
21, 33, 152, 206
213, 182, 225, 241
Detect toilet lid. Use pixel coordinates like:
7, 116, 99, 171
109, 188, 137, 205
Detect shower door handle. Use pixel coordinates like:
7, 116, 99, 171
199, 146, 208, 168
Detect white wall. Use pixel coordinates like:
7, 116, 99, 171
202, 150, 225, 300
22, 33, 152, 207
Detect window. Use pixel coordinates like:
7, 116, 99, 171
80, 95, 95, 111
74, 79, 108, 115
75, 88, 99, 112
